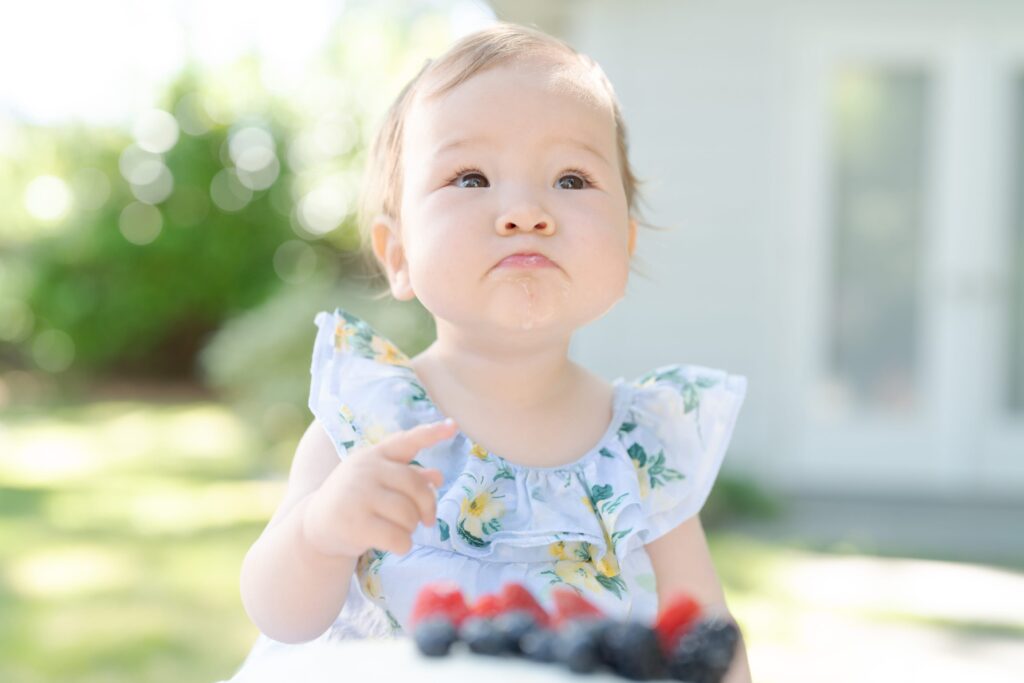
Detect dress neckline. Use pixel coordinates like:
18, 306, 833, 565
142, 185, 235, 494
399, 365, 634, 472
332, 307, 635, 473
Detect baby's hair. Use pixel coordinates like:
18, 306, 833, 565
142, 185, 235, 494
354, 21, 661, 298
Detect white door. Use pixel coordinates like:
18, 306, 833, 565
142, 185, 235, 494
783, 14, 1024, 498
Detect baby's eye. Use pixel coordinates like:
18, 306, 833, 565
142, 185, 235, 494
451, 169, 489, 189
556, 170, 592, 190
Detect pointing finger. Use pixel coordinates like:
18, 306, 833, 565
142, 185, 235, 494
378, 419, 459, 464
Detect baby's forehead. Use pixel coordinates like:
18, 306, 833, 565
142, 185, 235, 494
417, 54, 614, 120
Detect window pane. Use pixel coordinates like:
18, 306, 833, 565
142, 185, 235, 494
827, 68, 929, 414
1010, 76, 1024, 413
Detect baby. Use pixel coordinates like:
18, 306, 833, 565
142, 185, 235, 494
235, 22, 751, 683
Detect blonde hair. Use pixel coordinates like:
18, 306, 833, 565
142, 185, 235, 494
355, 22, 657, 296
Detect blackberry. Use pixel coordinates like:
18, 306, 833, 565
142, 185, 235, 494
493, 610, 538, 653
667, 617, 740, 683
460, 616, 508, 656
519, 627, 558, 663
600, 621, 667, 680
553, 619, 610, 673
412, 616, 458, 657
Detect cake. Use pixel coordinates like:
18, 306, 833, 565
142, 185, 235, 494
225, 582, 738, 683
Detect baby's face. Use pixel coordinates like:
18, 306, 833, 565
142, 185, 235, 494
390, 58, 636, 339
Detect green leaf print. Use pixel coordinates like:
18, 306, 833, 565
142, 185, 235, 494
590, 484, 613, 505
540, 569, 561, 585
573, 543, 594, 562
601, 493, 629, 516
493, 462, 515, 482
599, 447, 616, 459
407, 381, 429, 403
610, 528, 632, 546
437, 518, 450, 542
596, 573, 627, 599
647, 450, 685, 489
618, 421, 637, 436
456, 518, 489, 548
627, 442, 648, 467
682, 383, 700, 414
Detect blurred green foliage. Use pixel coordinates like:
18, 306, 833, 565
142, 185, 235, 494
18, 97, 296, 379
0, 0, 466, 396
197, 275, 437, 470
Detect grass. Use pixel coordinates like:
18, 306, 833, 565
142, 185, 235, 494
2, 395, 1022, 683
0, 399, 274, 683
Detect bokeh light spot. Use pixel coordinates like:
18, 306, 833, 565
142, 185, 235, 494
174, 92, 214, 136
24, 175, 72, 223
31, 328, 75, 373
70, 167, 111, 211
297, 179, 350, 235
210, 168, 252, 212
128, 159, 174, 205
273, 240, 317, 284
119, 201, 163, 245
133, 108, 180, 154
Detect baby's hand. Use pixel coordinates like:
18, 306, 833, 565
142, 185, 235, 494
302, 419, 458, 558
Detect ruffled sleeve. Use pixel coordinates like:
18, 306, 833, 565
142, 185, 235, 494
308, 310, 362, 459
307, 309, 420, 461
622, 363, 748, 545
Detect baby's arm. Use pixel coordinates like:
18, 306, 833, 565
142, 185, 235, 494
239, 419, 358, 643
645, 515, 753, 683
239, 418, 453, 643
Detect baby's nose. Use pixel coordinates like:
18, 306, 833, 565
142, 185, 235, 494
494, 204, 556, 235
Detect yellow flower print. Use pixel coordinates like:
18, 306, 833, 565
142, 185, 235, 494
371, 335, 410, 367
544, 535, 626, 598
632, 457, 651, 499
356, 551, 385, 600
339, 403, 355, 424
554, 560, 603, 593
456, 479, 506, 548
362, 422, 388, 445
334, 320, 356, 351
470, 442, 490, 460
594, 526, 621, 578
549, 541, 571, 561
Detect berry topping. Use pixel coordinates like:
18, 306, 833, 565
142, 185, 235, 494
412, 616, 458, 657
600, 621, 667, 681
409, 581, 470, 628
459, 616, 507, 656
498, 582, 551, 627
519, 627, 558, 663
654, 592, 702, 653
668, 617, 741, 683
553, 619, 609, 673
492, 610, 539, 653
550, 587, 604, 627
469, 593, 504, 620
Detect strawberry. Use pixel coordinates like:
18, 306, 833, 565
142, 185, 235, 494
550, 586, 604, 627
409, 581, 470, 627
470, 593, 504, 620
498, 582, 550, 627
654, 592, 702, 653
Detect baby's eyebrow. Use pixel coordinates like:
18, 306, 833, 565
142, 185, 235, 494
432, 135, 610, 166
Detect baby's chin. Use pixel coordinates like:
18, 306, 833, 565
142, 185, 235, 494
484, 274, 574, 332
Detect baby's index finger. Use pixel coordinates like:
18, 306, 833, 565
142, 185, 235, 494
379, 418, 459, 463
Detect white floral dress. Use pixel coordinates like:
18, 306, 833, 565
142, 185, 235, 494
225, 307, 747, 679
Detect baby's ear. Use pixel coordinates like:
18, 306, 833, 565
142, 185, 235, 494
370, 215, 415, 301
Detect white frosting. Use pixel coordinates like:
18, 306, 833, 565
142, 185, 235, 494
223, 637, 670, 683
